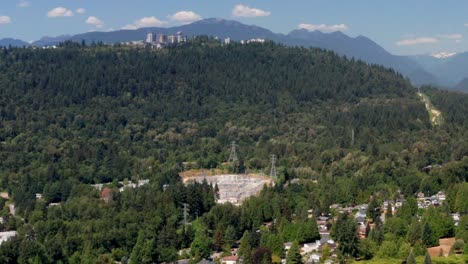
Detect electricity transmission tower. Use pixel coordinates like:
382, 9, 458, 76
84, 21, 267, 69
182, 203, 189, 233
270, 154, 277, 180
228, 141, 238, 163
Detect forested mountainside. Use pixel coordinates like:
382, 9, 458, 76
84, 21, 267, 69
0, 40, 467, 263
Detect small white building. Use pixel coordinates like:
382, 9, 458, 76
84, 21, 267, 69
308, 254, 321, 264
0, 231, 17, 245
437, 191, 446, 201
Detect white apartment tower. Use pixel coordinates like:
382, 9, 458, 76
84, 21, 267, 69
146, 32, 154, 43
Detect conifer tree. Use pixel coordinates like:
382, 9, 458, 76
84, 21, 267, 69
422, 222, 437, 247
130, 231, 145, 264
286, 241, 302, 264
385, 203, 393, 219
406, 251, 416, 264
424, 251, 432, 264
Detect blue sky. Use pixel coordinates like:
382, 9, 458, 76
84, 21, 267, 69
1, 0, 468, 55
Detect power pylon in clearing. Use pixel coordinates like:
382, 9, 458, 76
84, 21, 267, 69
270, 154, 277, 180
228, 141, 238, 163
182, 203, 189, 233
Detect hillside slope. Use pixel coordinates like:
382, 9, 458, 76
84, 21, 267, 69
0, 40, 431, 192
29, 18, 436, 86
0, 40, 467, 264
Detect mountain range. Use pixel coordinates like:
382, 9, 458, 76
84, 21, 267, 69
0, 18, 466, 92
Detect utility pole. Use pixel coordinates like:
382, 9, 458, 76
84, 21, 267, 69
351, 128, 355, 147
228, 141, 238, 163
270, 154, 277, 180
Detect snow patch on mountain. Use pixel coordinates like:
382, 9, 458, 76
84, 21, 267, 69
431, 52, 457, 59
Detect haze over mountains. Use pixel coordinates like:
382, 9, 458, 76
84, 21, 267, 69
1, 18, 467, 91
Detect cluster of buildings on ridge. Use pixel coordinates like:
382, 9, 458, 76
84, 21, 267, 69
144, 32, 187, 48
123, 31, 265, 48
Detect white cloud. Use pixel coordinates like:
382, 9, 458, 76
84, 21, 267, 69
122, 24, 138, 30
396, 37, 438, 46
76, 8, 86, 14
122, 16, 167, 29
298, 23, 349, 32
18, 1, 31, 8
232, 4, 270, 17
465, 23, 468, 27
168, 11, 202, 23
47, 7, 74, 18
86, 16, 103, 28
0, 16, 12, 24
437, 34, 463, 40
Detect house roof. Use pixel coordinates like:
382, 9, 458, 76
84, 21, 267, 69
198, 260, 215, 264
222, 256, 239, 261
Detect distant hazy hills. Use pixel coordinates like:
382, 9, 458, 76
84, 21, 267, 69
284, 29, 438, 86
0, 38, 30, 47
1, 18, 467, 90
456, 77, 468, 91
411, 53, 468, 91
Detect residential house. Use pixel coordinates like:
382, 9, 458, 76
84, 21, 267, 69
100, 187, 113, 203
436, 191, 446, 201
302, 242, 320, 254
307, 254, 321, 264
284, 242, 293, 251
197, 260, 215, 264
221, 256, 239, 264
0, 192, 9, 199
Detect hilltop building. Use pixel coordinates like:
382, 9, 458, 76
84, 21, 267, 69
157, 34, 167, 43
146, 32, 154, 43
142, 31, 187, 48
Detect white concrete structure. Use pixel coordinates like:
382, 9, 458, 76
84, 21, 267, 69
183, 174, 273, 205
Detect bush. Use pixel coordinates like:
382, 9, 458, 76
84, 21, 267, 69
451, 239, 465, 254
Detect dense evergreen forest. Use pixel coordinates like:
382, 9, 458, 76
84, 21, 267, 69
0, 39, 467, 263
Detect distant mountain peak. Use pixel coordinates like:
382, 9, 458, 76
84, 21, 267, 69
431, 52, 457, 59
193, 18, 242, 26
0, 38, 30, 47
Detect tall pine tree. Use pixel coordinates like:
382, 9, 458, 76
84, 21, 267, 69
286, 241, 302, 264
